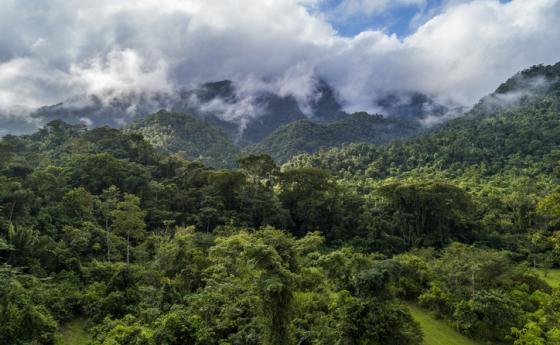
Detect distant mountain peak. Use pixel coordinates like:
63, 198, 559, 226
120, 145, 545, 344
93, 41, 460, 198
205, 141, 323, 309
373, 91, 455, 119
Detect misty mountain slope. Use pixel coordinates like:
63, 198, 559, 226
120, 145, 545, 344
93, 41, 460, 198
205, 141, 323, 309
0, 116, 38, 137
202, 78, 348, 144
286, 64, 560, 179
20, 78, 348, 141
30, 94, 173, 128
30, 81, 246, 130
124, 111, 240, 167
2, 71, 464, 160
471, 62, 560, 116
165, 79, 308, 144
308, 79, 348, 123
240, 93, 307, 144
374, 91, 450, 118
246, 112, 421, 162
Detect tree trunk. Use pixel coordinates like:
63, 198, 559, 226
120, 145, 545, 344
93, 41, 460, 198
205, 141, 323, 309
126, 230, 130, 264
471, 270, 476, 297
533, 256, 536, 269
106, 217, 111, 262
8, 201, 16, 223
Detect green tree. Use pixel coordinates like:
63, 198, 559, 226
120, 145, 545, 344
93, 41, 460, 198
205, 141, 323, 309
278, 168, 338, 237
0, 265, 59, 345
99, 186, 121, 262
379, 182, 475, 247
111, 194, 146, 264
453, 289, 524, 342
63, 187, 95, 222
246, 236, 296, 345
537, 192, 560, 229
237, 154, 279, 186
512, 322, 547, 345
69, 153, 127, 194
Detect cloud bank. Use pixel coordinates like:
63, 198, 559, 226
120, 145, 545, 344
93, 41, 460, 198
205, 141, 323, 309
0, 0, 559, 124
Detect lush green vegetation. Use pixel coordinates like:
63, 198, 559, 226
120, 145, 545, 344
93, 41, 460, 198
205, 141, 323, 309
407, 305, 480, 345
247, 112, 420, 162
1, 62, 560, 345
125, 111, 240, 167
0, 123, 428, 344
287, 63, 560, 252
126, 110, 422, 167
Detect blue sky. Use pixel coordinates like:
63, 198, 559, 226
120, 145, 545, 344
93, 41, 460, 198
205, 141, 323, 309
316, 0, 513, 38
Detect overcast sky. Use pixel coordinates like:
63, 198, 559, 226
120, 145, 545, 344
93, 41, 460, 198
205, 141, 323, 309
1, 0, 559, 117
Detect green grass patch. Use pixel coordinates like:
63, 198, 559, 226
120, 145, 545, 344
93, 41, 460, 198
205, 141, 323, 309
61, 319, 90, 345
534, 268, 560, 288
407, 304, 481, 345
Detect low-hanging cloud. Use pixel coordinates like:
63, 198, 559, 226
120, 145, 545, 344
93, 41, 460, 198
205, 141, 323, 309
0, 0, 559, 127
70, 49, 173, 103
475, 73, 558, 115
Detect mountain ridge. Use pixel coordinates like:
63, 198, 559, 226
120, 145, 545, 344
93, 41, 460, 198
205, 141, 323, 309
284, 62, 560, 183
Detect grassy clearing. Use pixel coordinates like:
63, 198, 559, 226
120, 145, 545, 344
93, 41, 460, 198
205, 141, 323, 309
407, 304, 481, 345
61, 319, 89, 345
534, 268, 560, 288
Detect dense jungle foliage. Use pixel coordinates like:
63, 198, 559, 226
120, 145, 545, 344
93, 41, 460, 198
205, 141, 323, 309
124, 111, 240, 168
124, 110, 422, 168
246, 112, 420, 162
1, 63, 560, 345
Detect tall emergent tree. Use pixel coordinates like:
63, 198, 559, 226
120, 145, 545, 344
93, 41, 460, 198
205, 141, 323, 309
111, 193, 146, 264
